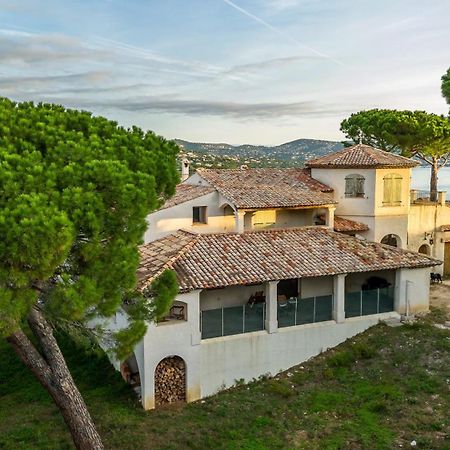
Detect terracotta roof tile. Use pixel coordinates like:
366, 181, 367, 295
138, 227, 439, 292
334, 216, 369, 232
306, 144, 419, 169
196, 168, 335, 209
161, 184, 215, 209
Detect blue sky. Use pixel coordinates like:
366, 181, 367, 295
1, 0, 449, 144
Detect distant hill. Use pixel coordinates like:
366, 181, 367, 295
175, 138, 343, 169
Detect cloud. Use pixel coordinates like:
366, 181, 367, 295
0, 31, 110, 64
0, 29, 246, 84
264, 0, 302, 11
228, 54, 321, 74
17, 94, 352, 120
222, 0, 343, 65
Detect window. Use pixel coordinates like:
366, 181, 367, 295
193, 206, 207, 224
345, 174, 365, 198
381, 234, 399, 247
383, 173, 402, 206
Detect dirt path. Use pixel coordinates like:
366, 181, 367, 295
430, 280, 450, 314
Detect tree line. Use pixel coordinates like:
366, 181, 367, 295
341, 68, 450, 202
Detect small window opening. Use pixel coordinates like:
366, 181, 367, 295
193, 206, 207, 224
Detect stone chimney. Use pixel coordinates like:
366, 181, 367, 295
438, 191, 446, 206
181, 158, 190, 182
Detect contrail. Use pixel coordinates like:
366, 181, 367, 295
222, 0, 344, 66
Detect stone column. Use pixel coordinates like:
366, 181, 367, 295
190, 290, 202, 346
265, 280, 279, 333
333, 273, 346, 323
394, 269, 404, 313
235, 210, 246, 233
325, 206, 336, 229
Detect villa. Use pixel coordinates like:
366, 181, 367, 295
110, 143, 449, 410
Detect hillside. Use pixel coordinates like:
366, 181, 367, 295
175, 138, 343, 169
1, 305, 449, 449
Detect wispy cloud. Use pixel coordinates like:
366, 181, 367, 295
228, 54, 320, 75
222, 0, 343, 65
264, 0, 302, 12
17, 94, 352, 119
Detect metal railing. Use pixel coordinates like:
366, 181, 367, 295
345, 287, 394, 318
200, 302, 265, 339
277, 295, 333, 328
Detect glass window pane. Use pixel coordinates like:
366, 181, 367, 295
297, 297, 315, 324
278, 299, 296, 328
315, 295, 333, 322
345, 291, 361, 318
223, 306, 244, 336
362, 289, 378, 315
201, 309, 223, 339
379, 287, 394, 312
245, 302, 265, 332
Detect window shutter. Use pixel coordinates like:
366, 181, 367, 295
393, 176, 402, 204
383, 174, 402, 205
356, 176, 365, 196
345, 174, 365, 197
345, 177, 356, 196
383, 176, 392, 204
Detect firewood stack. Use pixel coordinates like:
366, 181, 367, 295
155, 356, 186, 406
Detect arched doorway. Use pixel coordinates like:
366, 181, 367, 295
381, 234, 401, 247
418, 244, 431, 255
155, 356, 186, 406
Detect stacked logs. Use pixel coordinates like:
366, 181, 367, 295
155, 356, 186, 406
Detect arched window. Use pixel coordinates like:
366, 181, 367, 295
381, 234, 400, 247
383, 173, 402, 206
418, 244, 431, 255
345, 174, 365, 198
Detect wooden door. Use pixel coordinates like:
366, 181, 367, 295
444, 243, 450, 277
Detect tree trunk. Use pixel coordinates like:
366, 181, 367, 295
6, 308, 104, 450
430, 159, 439, 202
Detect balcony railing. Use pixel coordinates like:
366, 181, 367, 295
345, 287, 394, 318
277, 295, 333, 328
201, 303, 265, 339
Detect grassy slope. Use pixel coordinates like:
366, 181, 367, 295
1, 309, 449, 450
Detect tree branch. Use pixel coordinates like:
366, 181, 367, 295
439, 155, 450, 168
414, 153, 433, 165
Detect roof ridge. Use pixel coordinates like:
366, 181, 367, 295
306, 143, 418, 168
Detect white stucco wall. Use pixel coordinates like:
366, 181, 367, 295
144, 191, 236, 243
199, 313, 396, 398
395, 266, 431, 314
140, 290, 202, 409
310, 168, 377, 216
310, 167, 412, 248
